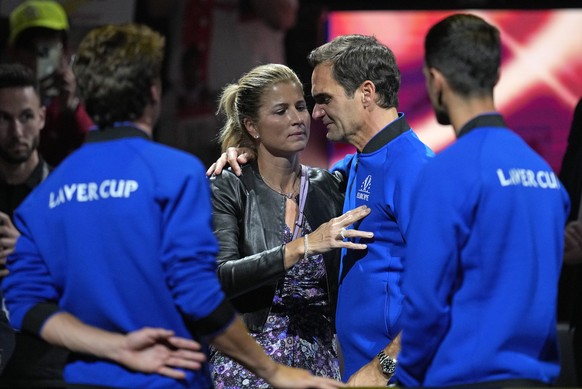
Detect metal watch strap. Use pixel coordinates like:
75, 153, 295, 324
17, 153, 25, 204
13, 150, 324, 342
377, 350, 397, 376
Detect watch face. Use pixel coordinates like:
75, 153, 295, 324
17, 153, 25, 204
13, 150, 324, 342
378, 351, 397, 375
384, 358, 396, 375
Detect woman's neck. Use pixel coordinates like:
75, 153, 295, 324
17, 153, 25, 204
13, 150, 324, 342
257, 152, 301, 197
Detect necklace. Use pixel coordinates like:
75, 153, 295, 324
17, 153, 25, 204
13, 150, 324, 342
262, 169, 300, 200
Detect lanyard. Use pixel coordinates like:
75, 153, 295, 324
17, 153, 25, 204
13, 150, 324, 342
292, 165, 309, 240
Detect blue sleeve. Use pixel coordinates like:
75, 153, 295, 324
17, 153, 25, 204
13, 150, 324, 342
160, 163, 233, 329
396, 161, 474, 386
3, 212, 63, 332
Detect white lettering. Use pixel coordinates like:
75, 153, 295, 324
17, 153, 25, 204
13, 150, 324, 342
48, 179, 140, 209
100, 180, 111, 199
76, 183, 88, 202
497, 168, 560, 190
357, 192, 369, 201
87, 183, 99, 201
64, 184, 77, 201
123, 180, 139, 197
497, 169, 512, 186
110, 180, 124, 198
536, 171, 559, 189
49, 190, 64, 209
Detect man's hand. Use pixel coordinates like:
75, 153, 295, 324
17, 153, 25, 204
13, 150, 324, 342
0, 212, 20, 279
112, 328, 206, 380
564, 220, 582, 264
347, 333, 401, 387
57, 64, 80, 112
346, 359, 388, 387
41, 312, 206, 379
206, 147, 255, 177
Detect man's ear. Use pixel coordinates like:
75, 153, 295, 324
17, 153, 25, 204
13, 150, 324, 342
360, 80, 375, 108
39, 106, 46, 132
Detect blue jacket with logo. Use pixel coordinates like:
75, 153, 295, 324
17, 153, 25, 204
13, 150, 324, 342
332, 114, 434, 379
396, 114, 570, 387
3, 126, 234, 389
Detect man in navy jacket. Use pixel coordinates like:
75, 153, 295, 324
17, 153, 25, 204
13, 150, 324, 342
396, 13, 570, 388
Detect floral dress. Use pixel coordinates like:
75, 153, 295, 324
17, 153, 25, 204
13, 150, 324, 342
210, 219, 340, 388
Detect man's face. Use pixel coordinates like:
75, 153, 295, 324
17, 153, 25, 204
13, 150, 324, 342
311, 63, 363, 144
0, 86, 45, 164
12, 35, 63, 76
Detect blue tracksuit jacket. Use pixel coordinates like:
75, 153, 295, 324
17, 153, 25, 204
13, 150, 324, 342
396, 114, 570, 387
333, 114, 434, 379
3, 126, 234, 389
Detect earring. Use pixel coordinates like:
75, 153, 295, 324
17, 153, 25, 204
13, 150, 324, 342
254, 135, 259, 139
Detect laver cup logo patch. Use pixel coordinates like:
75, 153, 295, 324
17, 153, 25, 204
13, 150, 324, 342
49, 179, 139, 209
357, 175, 372, 201
496, 168, 560, 189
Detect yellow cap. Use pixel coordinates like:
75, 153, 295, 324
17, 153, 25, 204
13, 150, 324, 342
9, 1, 69, 44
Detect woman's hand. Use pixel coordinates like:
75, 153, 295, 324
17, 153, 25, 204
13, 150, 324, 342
307, 205, 373, 255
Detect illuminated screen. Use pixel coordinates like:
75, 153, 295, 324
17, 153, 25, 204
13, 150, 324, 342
326, 9, 582, 173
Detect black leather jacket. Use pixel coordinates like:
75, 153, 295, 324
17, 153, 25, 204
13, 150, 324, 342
209, 163, 345, 332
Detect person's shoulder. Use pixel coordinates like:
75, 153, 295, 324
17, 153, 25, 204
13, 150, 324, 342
398, 129, 435, 157
209, 165, 252, 196
306, 165, 345, 196
306, 165, 327, 177
210, 163, 254, 182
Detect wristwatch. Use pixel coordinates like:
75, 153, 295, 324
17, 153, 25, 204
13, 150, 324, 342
377, 350, 397, 376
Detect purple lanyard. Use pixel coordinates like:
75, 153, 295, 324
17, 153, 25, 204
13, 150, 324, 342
292, 165, 309, 240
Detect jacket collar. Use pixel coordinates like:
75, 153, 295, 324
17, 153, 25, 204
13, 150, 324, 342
458, 113, 506, 138
85, 125, 150, 143
0, 156, 51, 190
362, 113, 410, 154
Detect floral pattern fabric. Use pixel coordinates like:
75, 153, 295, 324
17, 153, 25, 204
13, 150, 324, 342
210, 220, 340, 388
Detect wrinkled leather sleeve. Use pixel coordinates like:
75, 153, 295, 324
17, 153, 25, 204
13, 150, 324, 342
210, 170, 286, 299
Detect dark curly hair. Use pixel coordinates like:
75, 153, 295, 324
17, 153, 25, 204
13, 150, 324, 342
73, 24, 164, 128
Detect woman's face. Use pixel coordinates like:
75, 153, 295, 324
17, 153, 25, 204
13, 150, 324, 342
248, 81, 310, 158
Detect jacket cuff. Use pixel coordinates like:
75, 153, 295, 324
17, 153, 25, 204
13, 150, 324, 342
185, 298, 236, 338
21, 302, 61, 335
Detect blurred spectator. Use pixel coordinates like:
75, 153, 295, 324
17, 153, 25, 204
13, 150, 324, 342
0, 63, 67, 388
6, 0, 92, 166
